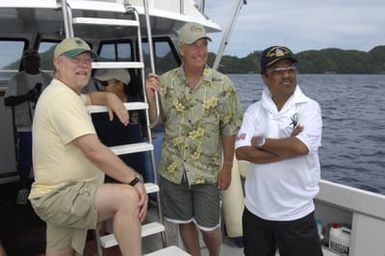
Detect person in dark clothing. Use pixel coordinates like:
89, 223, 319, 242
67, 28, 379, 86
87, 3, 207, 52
4, 49, 52, 205
93, 69, 151, 182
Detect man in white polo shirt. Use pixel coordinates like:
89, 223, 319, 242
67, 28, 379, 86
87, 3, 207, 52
235, 46, 323, 256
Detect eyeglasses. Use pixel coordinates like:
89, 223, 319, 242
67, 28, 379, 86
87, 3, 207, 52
266, 65, 297, 75
69, 56, 93, 65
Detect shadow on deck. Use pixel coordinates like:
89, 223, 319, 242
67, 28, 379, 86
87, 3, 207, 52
0, 181, 116, 256
0, 181, 46, 256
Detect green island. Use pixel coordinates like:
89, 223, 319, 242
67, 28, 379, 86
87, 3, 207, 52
4, 45, 385, 75
208, 45, 385, 74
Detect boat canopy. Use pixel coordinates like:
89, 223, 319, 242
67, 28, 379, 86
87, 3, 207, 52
0, 0, 220, 40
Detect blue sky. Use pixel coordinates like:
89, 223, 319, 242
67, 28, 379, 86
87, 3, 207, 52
203, 0, 385, 57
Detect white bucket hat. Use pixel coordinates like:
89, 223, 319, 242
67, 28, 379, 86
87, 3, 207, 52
94, 69, 131, 85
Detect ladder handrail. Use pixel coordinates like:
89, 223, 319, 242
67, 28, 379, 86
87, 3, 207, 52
61, 0, 73, 38
142, 0, 161, 129
139, 0, 167, 246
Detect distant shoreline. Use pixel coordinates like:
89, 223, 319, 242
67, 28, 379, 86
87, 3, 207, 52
209, 45, 385, 74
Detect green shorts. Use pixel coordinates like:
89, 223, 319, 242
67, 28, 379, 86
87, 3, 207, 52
30, 181, 99, 255
160, 177, 221, 231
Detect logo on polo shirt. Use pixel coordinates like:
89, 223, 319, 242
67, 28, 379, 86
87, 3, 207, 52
236, 133, 246, 141
290, 113, 299, 128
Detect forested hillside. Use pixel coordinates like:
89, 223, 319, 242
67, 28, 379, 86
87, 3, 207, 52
208, 46, 385, 74
5, 45, 385, 74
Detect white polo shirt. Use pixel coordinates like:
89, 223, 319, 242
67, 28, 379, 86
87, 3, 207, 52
235, 86, 322, 221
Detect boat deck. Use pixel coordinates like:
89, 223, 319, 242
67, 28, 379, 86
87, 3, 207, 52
0, 181, 244, 255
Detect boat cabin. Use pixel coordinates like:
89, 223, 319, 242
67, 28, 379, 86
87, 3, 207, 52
0, 1, 223, 255
0, 0, 220, 181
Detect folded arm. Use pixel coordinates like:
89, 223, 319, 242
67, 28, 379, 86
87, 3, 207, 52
82, 91, 129, 125
236, 125, 308, 164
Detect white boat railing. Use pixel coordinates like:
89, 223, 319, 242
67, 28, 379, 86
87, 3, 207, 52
316, 179, 385, 256
238, 160, 385, 256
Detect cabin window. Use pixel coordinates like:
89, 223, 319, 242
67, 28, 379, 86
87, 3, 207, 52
142, 39, 180, 75
98, 39, 179, 75
155, 41, 180, 73
38, 41, 58, 72
94, 41, 134, 93
0, 40, 26, 87
99, 42, 132, 62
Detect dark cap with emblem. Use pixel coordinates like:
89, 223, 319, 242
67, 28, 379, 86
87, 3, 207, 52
260, 46, 297, 74
54, 37, 98, 59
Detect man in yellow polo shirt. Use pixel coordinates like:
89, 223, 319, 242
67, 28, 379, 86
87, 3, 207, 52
29, 38, 148, 256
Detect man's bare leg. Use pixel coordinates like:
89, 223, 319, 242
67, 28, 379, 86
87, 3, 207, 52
95, 183, 141, 256
180, 222, 201, 256
202, 227, 222, 256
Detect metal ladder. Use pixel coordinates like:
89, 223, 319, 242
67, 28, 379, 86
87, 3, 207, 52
59, 0, 189, 255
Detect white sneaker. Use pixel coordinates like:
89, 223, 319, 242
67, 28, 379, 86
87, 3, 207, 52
16, 188, 29, 205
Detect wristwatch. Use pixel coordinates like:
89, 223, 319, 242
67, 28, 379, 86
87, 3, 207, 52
254, 136, 266, 148
128, 174, 142, 186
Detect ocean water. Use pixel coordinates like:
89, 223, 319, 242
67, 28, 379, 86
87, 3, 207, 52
229, 74, 385, 195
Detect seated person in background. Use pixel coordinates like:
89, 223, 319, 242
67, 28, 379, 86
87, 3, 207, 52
93, 69, 152, 182
4, 49, 52, 205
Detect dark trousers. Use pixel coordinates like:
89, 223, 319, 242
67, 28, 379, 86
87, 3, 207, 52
17, 132, 32, 188
243, 208, 323, 256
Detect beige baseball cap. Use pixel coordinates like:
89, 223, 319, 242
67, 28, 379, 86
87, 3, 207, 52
54, 37, 98, 59
178, 22, 212, 45
94, 69, 131, 85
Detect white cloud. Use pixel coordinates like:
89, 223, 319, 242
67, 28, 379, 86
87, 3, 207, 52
204, 0, 385, 56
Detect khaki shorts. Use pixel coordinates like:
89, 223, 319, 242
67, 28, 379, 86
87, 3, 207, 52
160, 177, 221, 230
30, 181, 99, 255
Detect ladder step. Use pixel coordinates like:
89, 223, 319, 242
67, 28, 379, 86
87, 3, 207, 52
92, 61, 144, 69
67, 0, 126, 13
73, 17, 139, 27
87, 102, 148, 114
142, 221, 165, 237
0, 1, 59, 9
100, 222, 165, 248
109, 142, 153, 155
144, 183, 159, 194
144, 246, 191, 256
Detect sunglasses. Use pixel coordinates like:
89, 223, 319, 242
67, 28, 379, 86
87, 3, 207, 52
266, 65, 297, 75
98, 79, 119, 87
99, 81, 110, 87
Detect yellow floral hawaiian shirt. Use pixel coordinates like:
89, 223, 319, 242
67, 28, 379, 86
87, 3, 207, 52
158, 65, 242, 185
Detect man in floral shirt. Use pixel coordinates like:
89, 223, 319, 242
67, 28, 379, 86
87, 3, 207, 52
145, 22, 242, 255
